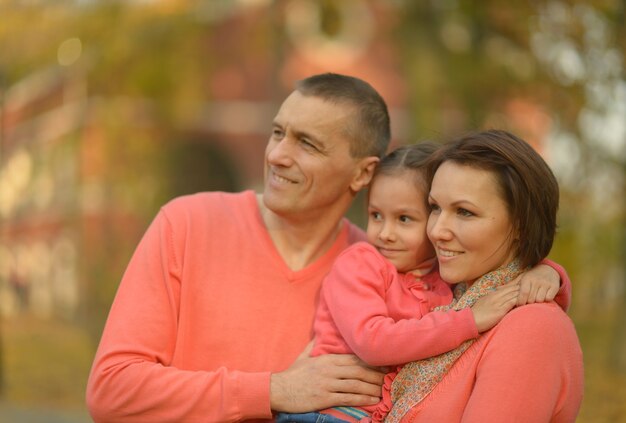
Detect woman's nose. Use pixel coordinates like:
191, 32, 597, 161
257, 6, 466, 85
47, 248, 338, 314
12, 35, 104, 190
428, 214, 452, 241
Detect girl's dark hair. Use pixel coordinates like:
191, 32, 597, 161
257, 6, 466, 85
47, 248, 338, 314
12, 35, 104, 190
373, 142, 439, 205
426, 129, 559, 268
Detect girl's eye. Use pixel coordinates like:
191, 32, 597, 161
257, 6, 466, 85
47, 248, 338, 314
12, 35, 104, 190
370, 211, 382, 220
429, 203, 441, 213
399, 215, 412, 223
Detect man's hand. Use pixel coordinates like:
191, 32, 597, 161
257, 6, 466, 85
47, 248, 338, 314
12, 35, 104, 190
471, 283, 520, 332
270, 353, 384, 413
516, 264, 560, 306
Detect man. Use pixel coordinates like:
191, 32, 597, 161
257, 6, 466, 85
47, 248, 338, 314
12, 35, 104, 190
86, 73, 391, 422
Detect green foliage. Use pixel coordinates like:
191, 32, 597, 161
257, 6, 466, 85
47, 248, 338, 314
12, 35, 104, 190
2, 316, 93, 409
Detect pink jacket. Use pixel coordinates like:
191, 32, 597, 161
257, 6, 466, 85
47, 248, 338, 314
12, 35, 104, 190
312, 242, 478, 364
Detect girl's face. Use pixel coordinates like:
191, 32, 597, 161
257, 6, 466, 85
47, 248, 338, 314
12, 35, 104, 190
367, 171, 435, 273
427, 161, 517, 286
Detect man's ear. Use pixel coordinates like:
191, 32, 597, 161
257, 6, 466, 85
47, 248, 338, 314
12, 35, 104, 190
350, 156, 379, 193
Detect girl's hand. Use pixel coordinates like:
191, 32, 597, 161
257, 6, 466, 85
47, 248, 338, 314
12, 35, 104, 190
516, 264, 560, 306
471, 283, 520, 332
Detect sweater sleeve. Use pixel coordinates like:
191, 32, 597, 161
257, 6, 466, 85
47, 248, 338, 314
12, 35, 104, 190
540, 259, 572, 311
86, 209, 272, 422
461, 303, 584, 423
322, 246, 478, 367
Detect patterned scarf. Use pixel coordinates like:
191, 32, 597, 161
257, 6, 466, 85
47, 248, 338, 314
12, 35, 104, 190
385, 260, 523, 423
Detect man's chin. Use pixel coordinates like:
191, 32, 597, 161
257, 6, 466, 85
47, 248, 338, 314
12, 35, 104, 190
263, 193, 296, 215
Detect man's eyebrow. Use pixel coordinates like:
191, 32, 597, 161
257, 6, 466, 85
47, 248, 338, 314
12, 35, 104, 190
293, 129, 325, 148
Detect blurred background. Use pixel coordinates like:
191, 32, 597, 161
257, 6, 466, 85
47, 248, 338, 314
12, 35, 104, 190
0, 0, 624, 421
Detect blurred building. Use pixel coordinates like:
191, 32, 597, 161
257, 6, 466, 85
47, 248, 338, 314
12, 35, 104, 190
0, 67, 84, 318
188, 0, 410, 188
0, 0, 410, 320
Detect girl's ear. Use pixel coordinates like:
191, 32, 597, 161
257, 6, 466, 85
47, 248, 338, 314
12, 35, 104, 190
350, 156, 379, 193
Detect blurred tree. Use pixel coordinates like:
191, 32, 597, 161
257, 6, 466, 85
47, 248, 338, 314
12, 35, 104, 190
0, 1, 231, 344
395, 3, 626, 418
395, 0, 625, 351
165, 137, 241, 197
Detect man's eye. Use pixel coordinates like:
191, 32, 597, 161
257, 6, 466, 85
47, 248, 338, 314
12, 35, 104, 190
300, 139, 318, 150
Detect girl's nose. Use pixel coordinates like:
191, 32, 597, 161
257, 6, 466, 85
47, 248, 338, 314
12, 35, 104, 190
378, 222, 396, 242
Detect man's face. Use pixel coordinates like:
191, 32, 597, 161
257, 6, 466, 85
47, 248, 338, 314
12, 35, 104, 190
263, 91, 364, 220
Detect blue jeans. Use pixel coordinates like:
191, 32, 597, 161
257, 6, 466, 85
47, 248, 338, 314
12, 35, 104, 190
275, 412, 350, 423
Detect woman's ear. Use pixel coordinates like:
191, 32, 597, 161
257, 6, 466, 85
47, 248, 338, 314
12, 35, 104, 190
350, 156, 379, 193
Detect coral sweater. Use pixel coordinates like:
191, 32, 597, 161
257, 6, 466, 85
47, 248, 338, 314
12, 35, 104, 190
86, 191, 367, 423
398, 302, 584, 422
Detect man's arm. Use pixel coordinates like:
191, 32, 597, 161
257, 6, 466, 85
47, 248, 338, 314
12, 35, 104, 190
86, 210, 272, 422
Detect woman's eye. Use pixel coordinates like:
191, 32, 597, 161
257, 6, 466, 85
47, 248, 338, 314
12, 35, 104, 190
429, 203, 441, 213
458, 208, 474, 217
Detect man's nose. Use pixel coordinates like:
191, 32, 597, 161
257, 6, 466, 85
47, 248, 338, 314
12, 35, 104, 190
266, 137, 294, 167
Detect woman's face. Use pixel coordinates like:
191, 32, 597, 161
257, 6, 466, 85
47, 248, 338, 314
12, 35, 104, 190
427, 161, 517, 285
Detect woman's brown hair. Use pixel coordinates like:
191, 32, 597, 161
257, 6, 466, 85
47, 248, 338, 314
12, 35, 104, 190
426, 129, 559, 268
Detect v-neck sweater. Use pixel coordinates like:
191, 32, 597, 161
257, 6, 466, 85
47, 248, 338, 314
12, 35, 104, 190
86, 190, 367, 422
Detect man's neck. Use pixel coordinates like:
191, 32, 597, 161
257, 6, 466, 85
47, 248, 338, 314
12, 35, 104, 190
258, 195, 346, 271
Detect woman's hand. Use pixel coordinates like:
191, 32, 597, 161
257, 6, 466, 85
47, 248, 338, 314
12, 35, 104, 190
516, 264, 560, 306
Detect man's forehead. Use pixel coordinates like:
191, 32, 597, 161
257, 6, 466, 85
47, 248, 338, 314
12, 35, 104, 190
274, 91, 355, 126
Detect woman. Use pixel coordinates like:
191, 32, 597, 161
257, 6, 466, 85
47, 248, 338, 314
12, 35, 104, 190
386, 130, 584, 422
